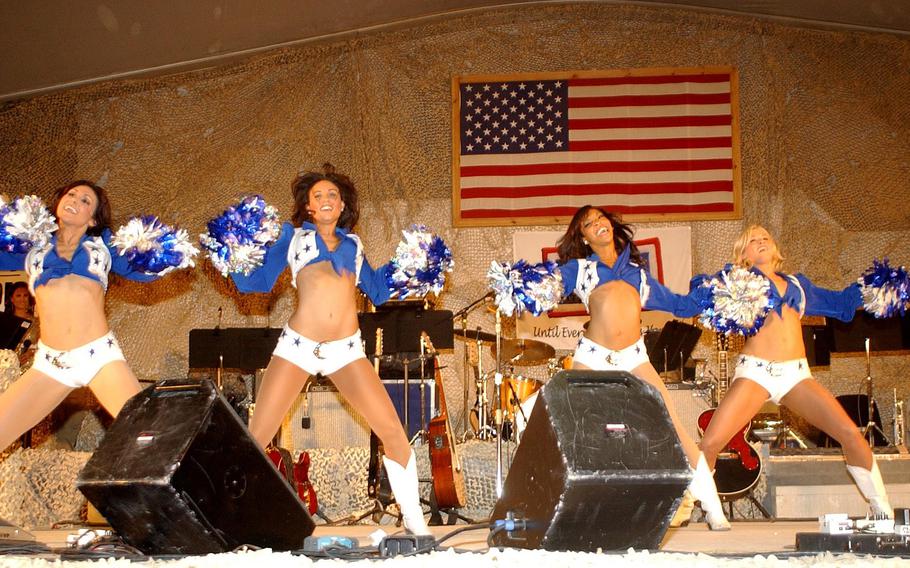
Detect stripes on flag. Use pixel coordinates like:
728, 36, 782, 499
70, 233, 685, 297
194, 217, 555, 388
452, 67, 741, 226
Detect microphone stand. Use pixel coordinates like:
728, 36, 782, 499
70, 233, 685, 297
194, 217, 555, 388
494, 308, 504, 498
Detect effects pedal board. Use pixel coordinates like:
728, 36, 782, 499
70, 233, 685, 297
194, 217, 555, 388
796, 509, 910, 555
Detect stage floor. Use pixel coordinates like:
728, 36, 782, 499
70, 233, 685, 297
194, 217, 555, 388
23, 520, 822, 556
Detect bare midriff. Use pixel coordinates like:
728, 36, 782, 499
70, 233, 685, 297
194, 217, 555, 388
287, 261, 360, 341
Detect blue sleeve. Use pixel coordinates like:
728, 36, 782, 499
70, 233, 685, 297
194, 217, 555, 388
556, 261, 578, 299
105, 231, 161, 283
641, 269, 708, 317
796, 273, 862, 322
358, 256, 391, 306
230, 222, 294, 294
0, 252, 27, 271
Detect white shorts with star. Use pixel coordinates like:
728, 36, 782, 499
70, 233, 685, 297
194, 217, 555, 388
571, 335, 650, 372
32, 331, 126, 388
732, 354, 812, 404
272, 325, 365, 376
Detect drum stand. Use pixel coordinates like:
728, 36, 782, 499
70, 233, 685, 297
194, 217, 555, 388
861, 338, 891, 447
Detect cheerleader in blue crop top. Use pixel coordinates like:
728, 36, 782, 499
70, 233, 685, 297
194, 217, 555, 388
0, 181, 167, 453
231, 164, 428, 534
555, 205, 730, 530
698, 225, 892, 518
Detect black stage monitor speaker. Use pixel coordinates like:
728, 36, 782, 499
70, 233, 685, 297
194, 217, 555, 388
77, 379, 314, 555
490, 370, 691, 552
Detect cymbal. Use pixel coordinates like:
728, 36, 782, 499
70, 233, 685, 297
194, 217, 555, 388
453, 328, 497, 343
493, 338, 555, 366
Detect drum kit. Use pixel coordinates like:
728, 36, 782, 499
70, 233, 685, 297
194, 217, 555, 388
452, 294, 561, 447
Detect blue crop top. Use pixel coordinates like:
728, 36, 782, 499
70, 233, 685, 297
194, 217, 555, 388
695, 266, 861, 322
230, 222, 391, 305
556, 244, 707, 317
0, 229, 159, 293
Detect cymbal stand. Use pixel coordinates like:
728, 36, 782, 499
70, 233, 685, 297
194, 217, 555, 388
461, 312, 471, 440
861, 338, 890, 447
453, 292, 494, 439
892, 388, 905, 448
474, 331, 495, 440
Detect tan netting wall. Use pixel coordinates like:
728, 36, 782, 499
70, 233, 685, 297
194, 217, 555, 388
1, 3, 908, 437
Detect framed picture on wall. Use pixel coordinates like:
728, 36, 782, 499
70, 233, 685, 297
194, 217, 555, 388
541, 237, 666, 318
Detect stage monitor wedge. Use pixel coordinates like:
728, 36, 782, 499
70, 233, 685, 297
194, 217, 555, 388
77, 379, 314, 555
490, 370, 691, 552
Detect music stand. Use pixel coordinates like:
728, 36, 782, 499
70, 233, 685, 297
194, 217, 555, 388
359, 307, 454, 437
648, 320, 702, 377
188, 328, 282, 370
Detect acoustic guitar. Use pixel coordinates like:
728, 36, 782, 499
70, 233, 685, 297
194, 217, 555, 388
696, 334, 762, 498
424, 333, 467, 509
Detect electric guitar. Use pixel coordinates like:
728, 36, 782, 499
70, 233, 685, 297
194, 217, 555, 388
424, 333, 467, 509
266, 445, 318, 515
696, 334, 762, 498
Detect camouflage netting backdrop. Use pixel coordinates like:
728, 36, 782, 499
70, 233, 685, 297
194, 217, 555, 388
0, 2, 908, 441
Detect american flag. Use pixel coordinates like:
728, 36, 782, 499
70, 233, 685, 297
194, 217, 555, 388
453, 68, 741, 226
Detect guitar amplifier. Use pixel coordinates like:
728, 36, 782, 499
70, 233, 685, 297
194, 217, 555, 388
665, 384, 712, 442
281, 380, 435, 453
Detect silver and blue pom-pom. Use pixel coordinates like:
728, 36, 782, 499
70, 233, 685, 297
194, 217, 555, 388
858, 259, 910, 318
487, 260, 563, 317
0, 195, 58, 253
699, 265, 776, 336
112, 216, 199, 275
199, 195, 282, 276
385, 224, 454, 300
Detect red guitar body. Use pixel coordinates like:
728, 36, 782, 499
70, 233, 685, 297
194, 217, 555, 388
697, 409, 762, 498
267, 446, 318, 515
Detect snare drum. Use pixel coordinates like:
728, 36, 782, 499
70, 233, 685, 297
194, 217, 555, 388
500, 375, 542, 417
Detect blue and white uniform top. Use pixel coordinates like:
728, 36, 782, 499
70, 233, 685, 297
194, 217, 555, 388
230, 221, 391, 305
556, 244, 706, 317
0, 229, 159, 293
747, 268, 861, 322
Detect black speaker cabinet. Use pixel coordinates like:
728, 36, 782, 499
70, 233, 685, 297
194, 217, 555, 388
490, 370, 691, 552
77, 379, 314, 555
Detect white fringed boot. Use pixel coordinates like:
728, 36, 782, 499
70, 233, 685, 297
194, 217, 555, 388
382, 450, 431, 535
846, 460, 893, 518
689, 453, 731, 531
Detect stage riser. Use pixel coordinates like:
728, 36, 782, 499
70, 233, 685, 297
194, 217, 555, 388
765, 456, 910, 518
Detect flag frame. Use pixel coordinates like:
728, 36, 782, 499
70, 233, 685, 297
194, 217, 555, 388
451, 66, 742, 227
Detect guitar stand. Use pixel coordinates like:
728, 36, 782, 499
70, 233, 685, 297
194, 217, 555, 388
720, 489, 772, 520
424, 491, 476, 526
335, 500, 402, 527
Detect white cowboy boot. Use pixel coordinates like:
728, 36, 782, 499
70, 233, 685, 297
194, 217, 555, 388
382, 450, 431, 535
846, 460, 893, 518
689, 453, 731, 531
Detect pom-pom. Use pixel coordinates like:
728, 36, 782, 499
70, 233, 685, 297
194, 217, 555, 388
859, 259, 910, 318
112, 216, 198, 275
199, 196, 282, 276
0, 195, 57, 253
698, 265, 776, 336
487, 260, 563, 317
385, 224, 454, 300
